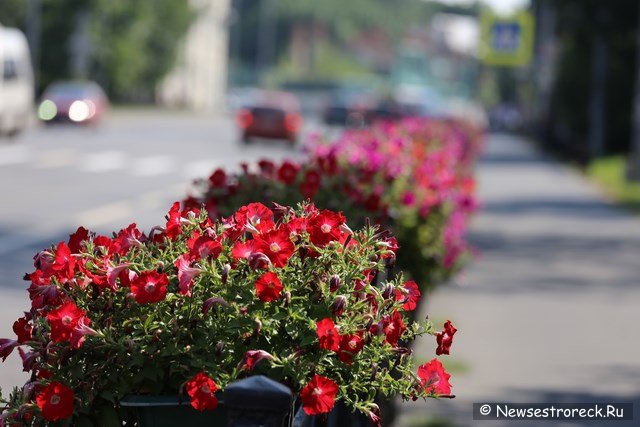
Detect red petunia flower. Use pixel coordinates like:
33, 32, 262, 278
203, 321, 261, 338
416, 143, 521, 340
234, 203, 274, 234
254, 272, 283, 302
174, 255, 202, 296
187, 233, 222, 261
165, 202, 183, 240
435, 320, 457, 356
417, 359, 452, 396
382, 311, 406, 346
241, 349, 274, 370
35, 381, 75, 421
231, 239, 256, 260
300, 374, 339, 415
0, 338, 18, 362
254, 228, 295, 268
316, 318, 340, 351
186, 372, 219, 411
130, 271, 169, 304
113, 223, 143, 255
51, 242, 76, 282
308, 210, 345, 247
12, 317, 32, 344
395, 280, 421, 311
337, 333, 364, 364
67, 226, 89, 254
47, 301, 87, 344
209, 168, 227, 187
277, 161, 299, 184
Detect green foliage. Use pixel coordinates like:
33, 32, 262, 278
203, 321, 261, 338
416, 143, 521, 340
587, 155, 640, 213
0, 0, 192, 100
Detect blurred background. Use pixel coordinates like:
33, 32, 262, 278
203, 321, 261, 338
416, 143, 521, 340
1, 0, 640, 426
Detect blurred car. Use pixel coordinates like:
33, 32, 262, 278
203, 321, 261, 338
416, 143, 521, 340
236, 90, 301, 144
38, 81, 109, 125
322, 88, 374, 127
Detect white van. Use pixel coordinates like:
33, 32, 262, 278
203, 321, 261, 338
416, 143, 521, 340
0, 24, 34, 137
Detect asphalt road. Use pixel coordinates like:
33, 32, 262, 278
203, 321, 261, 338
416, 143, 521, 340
0, 109, 318, 392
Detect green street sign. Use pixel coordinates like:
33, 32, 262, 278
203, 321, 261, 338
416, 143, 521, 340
479, 10, 535, 67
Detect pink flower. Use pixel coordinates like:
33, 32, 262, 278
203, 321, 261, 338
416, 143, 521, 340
174, 255, 202, 296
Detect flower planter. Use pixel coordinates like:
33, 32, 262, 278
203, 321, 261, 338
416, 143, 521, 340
120, 395, 227, 427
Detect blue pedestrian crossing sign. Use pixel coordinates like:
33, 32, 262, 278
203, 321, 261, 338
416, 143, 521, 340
480, 10, 534, 67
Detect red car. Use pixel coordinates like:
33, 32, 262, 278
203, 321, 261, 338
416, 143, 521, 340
38, 80, 109, 125
236, 91, 302, 144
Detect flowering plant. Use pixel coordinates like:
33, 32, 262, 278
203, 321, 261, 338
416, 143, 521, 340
1, 202, 456, 425
187, 118, 481, 297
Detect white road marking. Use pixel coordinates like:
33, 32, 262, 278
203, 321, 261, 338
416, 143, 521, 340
34, 149, 77, 169
74, 201, 134, 228
0, 145, 31, 166
132, 155, 174, 177
183, 160, 224, 180
80, 150, 126, 173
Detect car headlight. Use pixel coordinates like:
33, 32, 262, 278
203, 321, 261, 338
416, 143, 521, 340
68, 100, 91, 122
38, 100, 57, 121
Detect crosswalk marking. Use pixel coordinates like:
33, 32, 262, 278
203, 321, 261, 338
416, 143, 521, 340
0, 145, 31, 166
132, 155, 175, 176
80, 150, 127, 173
34, 149, 77, 169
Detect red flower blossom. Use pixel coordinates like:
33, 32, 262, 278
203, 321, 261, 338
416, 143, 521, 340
254, 228, 295, 268
69, 316, 98, 349
300, 374, 339, 415
337, 333, 364, 364
395, 280, 421, 311
36, 381, 75, 421
186, 372, 219, 411
435, 320, 457, 356
254, 272, 283, 302
67, 226, 89, 253
0, 338, 18, 362
277, 161, 299, 184
234, 203, 274, 234
231, 239, 256, 260
187, 233, 222, 261
47, 301, 87, 344
130, 271, 169, 304
113, 223, 143, 255
165, 202, 183, 240
12, 317, 32, 344
51, 242, 75, 282
93, 235, 115, 254
417, 359, 452, 396
241, 349, 274, 370
316, 318, 340, 351
308, 210, 345, 247
174, 255, 202, 296
209, 168, 227, 187
382, 311, 406, 346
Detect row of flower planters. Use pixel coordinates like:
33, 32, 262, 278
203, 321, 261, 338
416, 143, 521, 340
0, 117, 474, 425
185, 117, 483, 313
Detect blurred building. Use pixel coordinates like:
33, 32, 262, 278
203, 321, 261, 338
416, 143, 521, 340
158, 0, 230, 111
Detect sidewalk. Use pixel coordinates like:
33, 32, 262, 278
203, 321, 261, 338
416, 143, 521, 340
398, 134, 640, 427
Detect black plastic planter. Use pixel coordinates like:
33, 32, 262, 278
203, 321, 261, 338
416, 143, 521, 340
120, 395, 227, 427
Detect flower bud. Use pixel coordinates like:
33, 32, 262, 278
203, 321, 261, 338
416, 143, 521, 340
155, 260, 165, 269
329, 275, 340, 292
215, 341, 225, 357
382, 282, 394, 299
248, 252, 271, 270
202, 297, 228, 314
284, 291, 291, 307
332, 295, 347, 316
221, 263, 231, 284
253, 318, 262, 335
